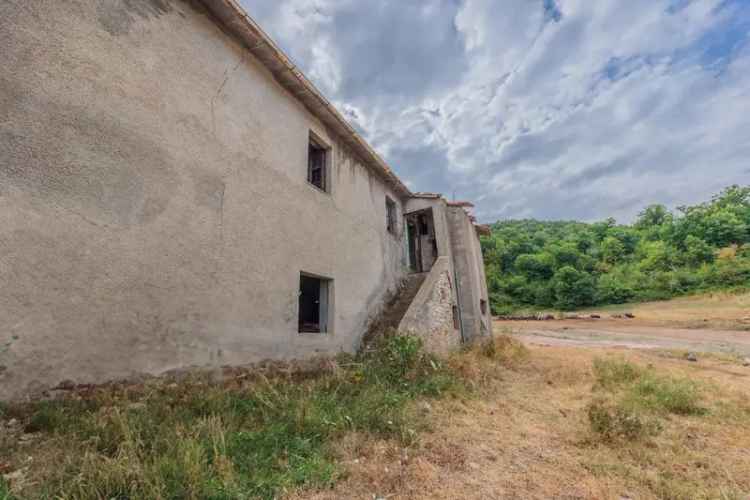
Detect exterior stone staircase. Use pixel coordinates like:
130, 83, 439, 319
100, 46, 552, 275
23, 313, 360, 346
362, 272, 428, 347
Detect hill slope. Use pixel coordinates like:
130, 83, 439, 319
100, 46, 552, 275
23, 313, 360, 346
481, 185, 750, 313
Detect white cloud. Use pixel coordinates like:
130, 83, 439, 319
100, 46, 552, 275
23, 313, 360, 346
241, 0, 750, 222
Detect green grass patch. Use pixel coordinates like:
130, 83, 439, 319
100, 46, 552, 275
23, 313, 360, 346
0, 478, 15, 500
2, 335, 466, 500
589, 358, 707, 442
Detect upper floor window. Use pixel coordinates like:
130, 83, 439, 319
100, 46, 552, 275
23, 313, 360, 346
308, 134, 329, 192
386, 196, 397, 234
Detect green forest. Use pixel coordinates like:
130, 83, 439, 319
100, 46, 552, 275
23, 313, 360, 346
481, 185, 750, 314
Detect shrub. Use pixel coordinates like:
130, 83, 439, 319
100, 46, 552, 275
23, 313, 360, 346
630, 374, 705, 416
592, 358, 642, 388
477, 336, 529, 365
595, 274, 635, 304
587, 399, 661, 441
589, 358, 707, 445
552, 266, 595, 310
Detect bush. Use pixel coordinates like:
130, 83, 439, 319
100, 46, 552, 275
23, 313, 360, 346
552, 266, 595, 310
595, 274, 635, 304
589, 358, 706, 444
483, 185, 749, 314
630, 374, 705, 416
592, 358, 642, 388
587, 399, 661, 441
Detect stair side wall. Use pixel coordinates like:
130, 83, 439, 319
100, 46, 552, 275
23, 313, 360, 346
398, 257, 461, 355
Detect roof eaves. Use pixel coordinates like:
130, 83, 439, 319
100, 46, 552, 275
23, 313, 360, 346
198, 0, 412, 198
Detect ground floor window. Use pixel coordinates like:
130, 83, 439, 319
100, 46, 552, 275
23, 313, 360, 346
299, 273, 332, 333
480, 299, 488, 316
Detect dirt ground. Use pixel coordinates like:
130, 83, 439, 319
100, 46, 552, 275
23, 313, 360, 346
501, 292, 750, 357
289, 343, 749, 500
290, 295, 750, 500
506, 320, 750, 357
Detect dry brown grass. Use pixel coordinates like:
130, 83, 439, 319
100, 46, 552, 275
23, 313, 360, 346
287, 340, 750, 500
3, 334, 748, 499
580, 291, 750, 330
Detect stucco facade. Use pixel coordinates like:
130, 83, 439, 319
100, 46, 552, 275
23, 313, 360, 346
0, 0, 491, 400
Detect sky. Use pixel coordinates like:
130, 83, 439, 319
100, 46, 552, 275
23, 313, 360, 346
239, 0, 750, 223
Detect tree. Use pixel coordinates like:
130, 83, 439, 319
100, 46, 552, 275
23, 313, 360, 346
702, 211, 747, 247
636, 204, 669, 229
595, 273, 634, 304
638, 241, 674, 272
552, 266, 595, 310
601, 236, 626, 265
514, 253, 555, 280
683, 235, 714, 267
548, 242, 582, 268
481, 186, 749, 314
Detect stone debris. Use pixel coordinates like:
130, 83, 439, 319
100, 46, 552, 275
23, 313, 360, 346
742, 358, 750, 367
686, 352, 698, 362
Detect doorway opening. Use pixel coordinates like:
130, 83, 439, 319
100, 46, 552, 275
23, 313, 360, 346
298, 273, 332, 333
405, 208, 437, 273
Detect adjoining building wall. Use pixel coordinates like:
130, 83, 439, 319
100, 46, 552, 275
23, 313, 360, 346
0, 0, 409, 400
446, 207, 493, 341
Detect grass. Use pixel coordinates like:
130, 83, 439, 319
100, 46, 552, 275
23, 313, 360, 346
0, 335, 469, 500
3, 336, 749, 499
500, 290, 750, 330
582, 290, 750, 330
593, 358, 705, 416
0, 479, 14, 500
587, 358, 707, 442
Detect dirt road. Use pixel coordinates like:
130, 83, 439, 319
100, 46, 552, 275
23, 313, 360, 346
500, 319, 750, 357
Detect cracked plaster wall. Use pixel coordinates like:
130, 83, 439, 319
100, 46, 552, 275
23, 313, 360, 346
0, 0, 408, 399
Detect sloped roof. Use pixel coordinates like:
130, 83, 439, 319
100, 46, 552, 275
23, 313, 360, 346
199, 0, 412, 198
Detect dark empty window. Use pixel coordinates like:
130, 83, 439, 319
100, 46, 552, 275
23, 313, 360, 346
386, 197, 397, 234
299, 273, 331, 333
480, 299, 488, 316
308, 136, 328, 191
452, 306, 460, 330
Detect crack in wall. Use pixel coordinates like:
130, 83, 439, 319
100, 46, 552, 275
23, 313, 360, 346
211, 56, 245, 137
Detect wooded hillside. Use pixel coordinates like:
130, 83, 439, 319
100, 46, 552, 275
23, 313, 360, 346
481, 185, 750, 313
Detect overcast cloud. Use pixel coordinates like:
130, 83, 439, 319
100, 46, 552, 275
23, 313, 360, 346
240, 0, 750, 223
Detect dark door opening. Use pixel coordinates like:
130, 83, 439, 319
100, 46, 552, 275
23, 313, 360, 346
405, 208, 437, 273
407, 219, 421, 273
299, 274, 331, 333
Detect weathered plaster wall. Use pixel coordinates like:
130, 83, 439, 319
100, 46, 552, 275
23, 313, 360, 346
0, 0, 407, 399
404, 198, 452, 260
446, 207, 493, 341
398, 257, 460, 355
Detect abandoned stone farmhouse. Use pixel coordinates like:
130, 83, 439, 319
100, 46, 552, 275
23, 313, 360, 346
0, 0, 492, 400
